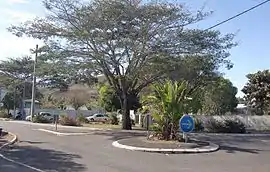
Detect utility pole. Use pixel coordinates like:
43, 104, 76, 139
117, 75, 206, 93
13, 87, 16, 117
22, 80, 26, 119
30, 44, 38, 121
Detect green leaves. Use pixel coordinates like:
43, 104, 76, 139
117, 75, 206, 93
7, 0, 237, 129
201, 77, 238, 115
143, 80, 193, 139
242, 70, 270, 115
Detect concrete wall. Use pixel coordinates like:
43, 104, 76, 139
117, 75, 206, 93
196, 115, 270, 131
22, 108, 106, 119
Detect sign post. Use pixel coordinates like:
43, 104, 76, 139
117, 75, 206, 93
179, 114, 194, 143
53, 111, 59, 131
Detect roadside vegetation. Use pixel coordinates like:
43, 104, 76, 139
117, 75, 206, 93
0, 0, 268, 138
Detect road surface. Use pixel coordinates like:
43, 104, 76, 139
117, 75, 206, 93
0, 121, 270, 172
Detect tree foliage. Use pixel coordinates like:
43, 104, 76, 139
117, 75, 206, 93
142, 80, 194, 140
2, 92, 20, 113
8, 0, 236, 129
0, 57, 43, 100
242, 70, 270, 115
98, 85, 121, 112
99, 84, 140, 112
201, 77, 238, 115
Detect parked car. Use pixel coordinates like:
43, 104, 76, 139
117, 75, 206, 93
26, 112, 54, 122
86, 114, 109, 122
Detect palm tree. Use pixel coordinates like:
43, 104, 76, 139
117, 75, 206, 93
143, 80, 193, 140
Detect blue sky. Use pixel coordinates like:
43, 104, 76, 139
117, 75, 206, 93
0, 0, 269, 97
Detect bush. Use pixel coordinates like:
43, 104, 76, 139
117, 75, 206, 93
194, 118, 204, 132
223, 119, 246, 133
108, 113, 119, 125
59, 115, 80, 126
204, 118, 246, 133
33, 115, 52, 123
76, 113, 88, 124
204, 118, 225, 133
0, 112, 12, 119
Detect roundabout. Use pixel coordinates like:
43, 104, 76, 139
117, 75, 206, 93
112, 136, 219, 153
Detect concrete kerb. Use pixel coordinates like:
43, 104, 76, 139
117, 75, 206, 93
0, 132, 18, 150
112, 140, 219, 154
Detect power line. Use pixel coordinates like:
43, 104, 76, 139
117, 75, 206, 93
205, 0, 270, 31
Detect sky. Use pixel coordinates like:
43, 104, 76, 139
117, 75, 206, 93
0, 0, 269, 97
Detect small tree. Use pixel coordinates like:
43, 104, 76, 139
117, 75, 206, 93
143, 80, 193, 140
65, 90, 90, 110
2, 92, 20, 114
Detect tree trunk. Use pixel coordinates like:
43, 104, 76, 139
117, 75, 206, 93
121, 92, 132, 130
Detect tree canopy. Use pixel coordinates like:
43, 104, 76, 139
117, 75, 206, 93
8, 0, 236, 129
242, 70, 270, 115
201, 77, 238, 115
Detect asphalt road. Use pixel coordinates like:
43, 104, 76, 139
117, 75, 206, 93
1, 121, 270, 172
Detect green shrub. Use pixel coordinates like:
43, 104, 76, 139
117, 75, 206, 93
204, 118, 246, 133
204, 118, 225, 133
108, 113, 119, 125
59, 115, 81, 126
33, 115, 52, 123
194, 118, 204, 132
76, 113, 88, 124
223, 119, 246, 133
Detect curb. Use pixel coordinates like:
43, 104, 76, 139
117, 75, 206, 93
112, 140, 219, 154
0, 132, 18, 150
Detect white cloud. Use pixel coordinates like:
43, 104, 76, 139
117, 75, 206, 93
0, 0, 43, 61
5, 0, 29, 4
0, 32, 43, 60
1, 9, 36, 23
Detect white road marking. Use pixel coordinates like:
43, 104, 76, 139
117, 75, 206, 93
37, 128, 92, 136
261, 140, 269, 143
0, 154, 45, 172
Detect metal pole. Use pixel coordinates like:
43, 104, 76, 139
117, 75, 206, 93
13, 87, 16, 117
30, 45, 38, 121
22, 80, 26, 119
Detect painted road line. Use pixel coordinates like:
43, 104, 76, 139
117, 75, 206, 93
37, 129, 92, 136
0, 154, 45, 172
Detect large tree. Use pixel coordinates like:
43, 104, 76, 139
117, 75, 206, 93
37, 48, 99, 90
242, 70, 270, 115
0, 56, 33, 85
201, 77, 238, 115
0, 57, 43, 103
8, 0, 236, 129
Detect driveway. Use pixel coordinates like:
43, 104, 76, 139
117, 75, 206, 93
0, 121, 270, 172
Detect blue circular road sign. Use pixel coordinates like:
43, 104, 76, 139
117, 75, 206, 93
179, 115, 194, 133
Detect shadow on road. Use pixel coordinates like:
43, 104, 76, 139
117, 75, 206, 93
193, 134, 270, 154
93, 130, 146, 141
1, 145, 86, 172
19, 140, 48, 144
219, 145, 261, 154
